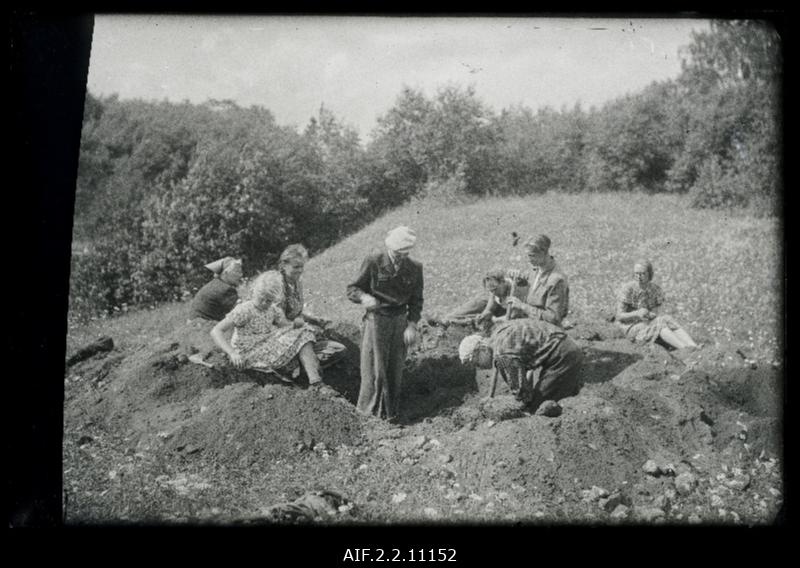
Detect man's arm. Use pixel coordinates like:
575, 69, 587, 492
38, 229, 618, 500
346, 256, 374, 304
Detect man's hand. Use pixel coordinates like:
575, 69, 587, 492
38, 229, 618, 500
403, 322, 418, 346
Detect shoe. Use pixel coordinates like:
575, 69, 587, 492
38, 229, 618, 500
309, 382, 339, 397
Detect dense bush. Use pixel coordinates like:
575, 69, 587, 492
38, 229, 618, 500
70, 20, 781, 320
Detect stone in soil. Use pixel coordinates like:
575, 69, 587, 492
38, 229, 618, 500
535, 400, 562, 417
635, 507, 666, 522
674, 472, 697, 496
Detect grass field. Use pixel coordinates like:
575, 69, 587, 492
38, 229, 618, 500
67, 192, 783, 363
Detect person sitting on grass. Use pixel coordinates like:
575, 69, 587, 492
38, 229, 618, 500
210, 270, 336, 393
458, 318, 584, 413
445, 269, 529, 331
276, 243, 346, 370
186, 256, 243, 367
615, 259, 699, 350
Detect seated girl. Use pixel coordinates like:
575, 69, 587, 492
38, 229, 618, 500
615, 260, 699, 350
210, 270, 334, 392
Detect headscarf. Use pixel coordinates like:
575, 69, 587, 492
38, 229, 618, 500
205, 256, 241, 277
523, 234, 551, 254
385, 226, 417, 252
459, 334, 489, 364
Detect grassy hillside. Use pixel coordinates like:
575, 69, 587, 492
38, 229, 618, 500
67, 193, 783, 362
301, 192, 782, 362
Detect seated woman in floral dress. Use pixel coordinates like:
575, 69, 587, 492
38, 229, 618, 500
615, 260, 698, 350
210, 270, 334, 391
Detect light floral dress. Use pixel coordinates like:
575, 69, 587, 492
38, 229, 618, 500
616, 281, 680, 343
228, 300, 315, 371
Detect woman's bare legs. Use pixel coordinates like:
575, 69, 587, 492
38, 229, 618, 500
659, 327, 699, 350
673, 327, 698, 348
659, 328, 688, 350
298, 342, 323, 384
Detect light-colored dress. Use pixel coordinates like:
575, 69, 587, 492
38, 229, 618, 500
616, 281, 680, 343
228, 301, 315, 371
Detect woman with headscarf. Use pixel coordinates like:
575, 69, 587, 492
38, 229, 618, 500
211, 270, 331, 389
615, 260, 698, 350
458, 318, 583, 413
186, 256, 243, 367
347, 226, 424, 422
276, 244, 345, 369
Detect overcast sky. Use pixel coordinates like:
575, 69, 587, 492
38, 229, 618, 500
87, 15, 710, 140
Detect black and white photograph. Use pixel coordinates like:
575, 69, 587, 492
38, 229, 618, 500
11, 13, 784, 536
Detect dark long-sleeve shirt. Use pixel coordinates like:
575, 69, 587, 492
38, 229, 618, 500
346, 250, 424, 323
190, 278, 239, 321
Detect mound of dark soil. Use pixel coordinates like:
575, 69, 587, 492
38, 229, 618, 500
63, 314, 783, 524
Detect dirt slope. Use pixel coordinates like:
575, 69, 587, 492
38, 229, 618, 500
63, 313, 783, 525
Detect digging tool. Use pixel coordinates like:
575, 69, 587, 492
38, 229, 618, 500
489, 367, 499, 398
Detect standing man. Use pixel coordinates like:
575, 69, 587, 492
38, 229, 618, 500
506, 234, 569, 326
347, 226, 424, 422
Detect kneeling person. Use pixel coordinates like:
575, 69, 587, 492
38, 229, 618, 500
459, 318, 583, 412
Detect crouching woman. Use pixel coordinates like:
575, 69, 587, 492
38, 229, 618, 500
458, 318, 583, 412
210, 270, 329, 389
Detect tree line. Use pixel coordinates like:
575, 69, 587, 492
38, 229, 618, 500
70, 20, 781, 320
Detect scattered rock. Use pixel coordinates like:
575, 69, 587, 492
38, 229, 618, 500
635, 507, 665, 522
710, 494, 724, 508
610, 505, 630, 520
652, 494, 671, 509
688, 514, 702, 524
391, 492, 407, 504
674, 472, 697, 496
581, 486, 609, 502
601, 492, 630, 513
642, 460, 661, 476
423, 507, 439, 519
725, 474, 751, 491
436, 453, 453, 465
642, 459, 675, 477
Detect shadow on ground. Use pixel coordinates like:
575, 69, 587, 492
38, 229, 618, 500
397, 355, 479, 425
580, 346, 642, 385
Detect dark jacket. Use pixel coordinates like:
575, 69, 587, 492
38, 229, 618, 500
346, 250, 424, 323
190, 278, 238, 321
